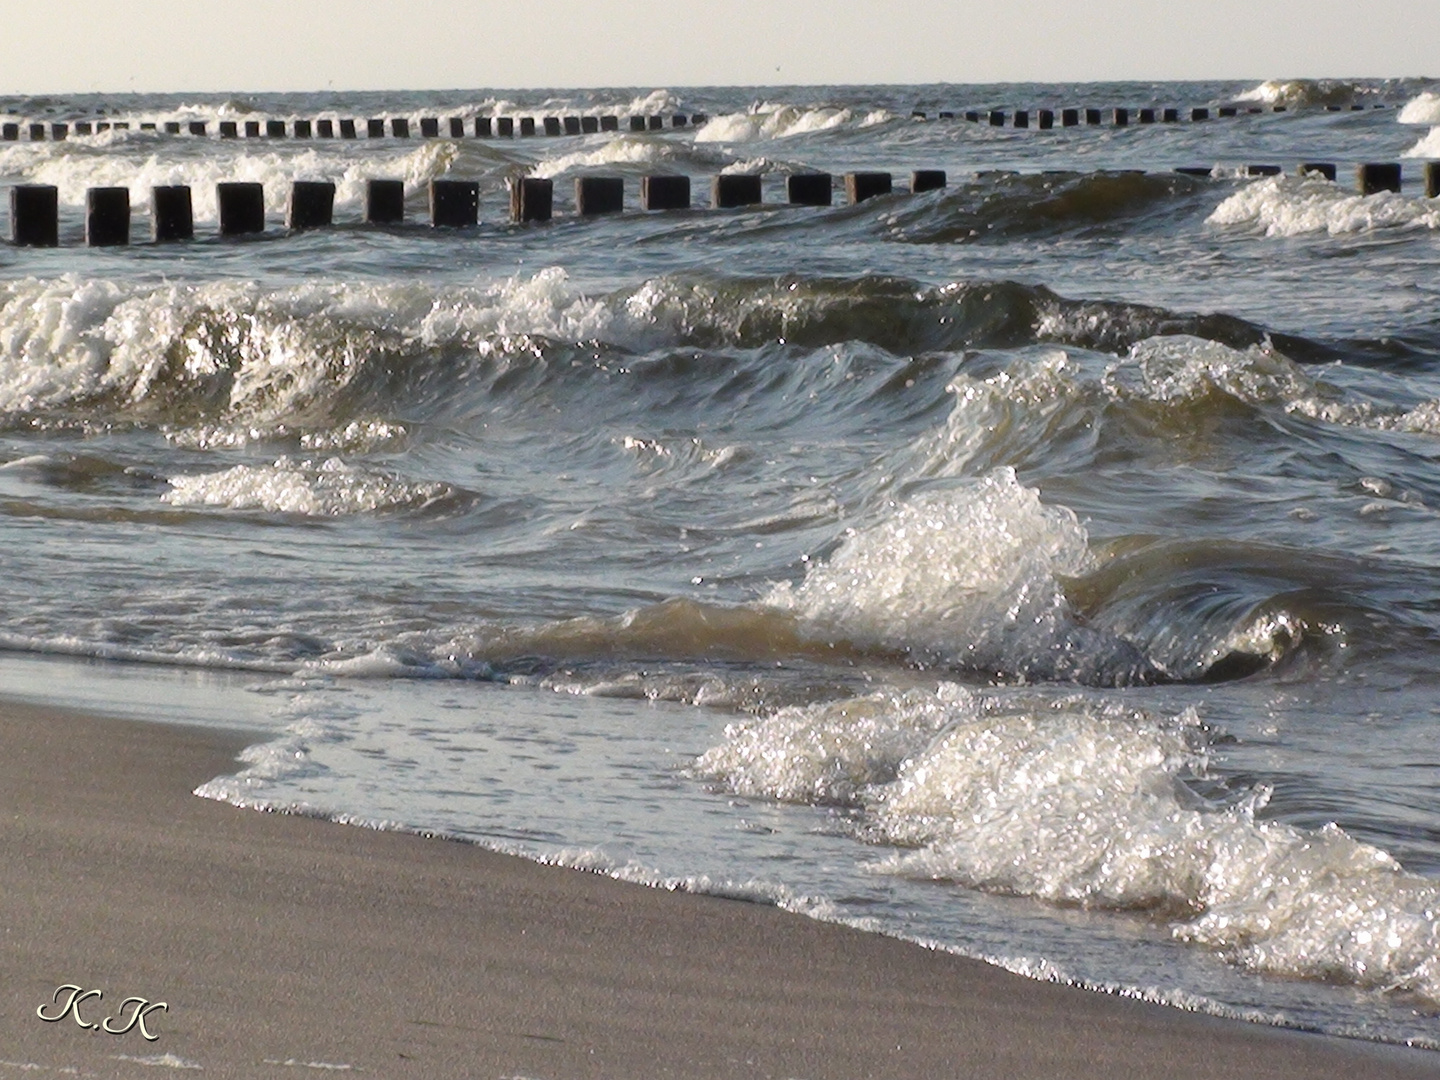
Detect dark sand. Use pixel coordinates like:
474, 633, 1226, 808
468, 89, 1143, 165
1, 701, 1437, 1079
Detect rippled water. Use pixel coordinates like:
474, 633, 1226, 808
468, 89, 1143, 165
4, 77, 1440, 1047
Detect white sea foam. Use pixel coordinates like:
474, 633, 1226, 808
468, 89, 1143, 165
694, 102, 893, 143
1399, 91, 1440, 125
162, 456, 451, 516
528, 136, 728, 180
1206, 175, 1440, 236
0, 269, 611, 426
763, 468, 1138, 680
1235, 79, 1359, 108
697, 684, 1440, 1001
1402, 126, 1440, 160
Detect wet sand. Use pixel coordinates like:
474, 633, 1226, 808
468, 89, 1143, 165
1, 699, 1436, 1079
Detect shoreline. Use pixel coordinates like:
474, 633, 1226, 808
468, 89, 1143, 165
1, 698, 1436, 1079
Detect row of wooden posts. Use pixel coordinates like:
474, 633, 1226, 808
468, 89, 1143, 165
912, 103, 1390, 127
7, 163, 1437, 247
0, 102, 1391, 143
0, 115, 706, 142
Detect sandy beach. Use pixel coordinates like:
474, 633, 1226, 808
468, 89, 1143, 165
0, 699, 1436, 1079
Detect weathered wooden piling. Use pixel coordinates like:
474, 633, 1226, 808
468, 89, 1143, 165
2, 124, 17, 140
365, 179, 406, 224
1138, 108, 1155, 123
1244, 164, 1282, 176
497, 117, 515, 137
9, 185, 58, 246
391, 118, 410, 137
846, 172, 893, 203
476, 117, 493, 137
712, 174, 762, 209
449, 118, 465, 137
988, 110, 1005, 126
563, 116, 581, 135
287, 181, 335, 230
151, 185, 194, 242
163, 122, 179, 135
1218, 106, 1237, 117
85, 187, 130, 246
1357, 163, 1401, 195
648, 116, 663, 130
1113, 108, 1128, 126
29, 123, 45, 140
1061, 108, 1078, 127
189, 121, 207, 136
1191, 107, 1210, 121
1163, 108, 1179, 122
672, 115, 688, 128
544, 117, 562, 136
964, 111, 980, 122
1037, 109, 1054, 129
1425, 162, 1439, 199
630, 116, 647, 132
601, 116, 619, 131
430, 179, 479, 227
266, 119, 286, 138
509, 177, 553, 222
316, 119, 334, 137
581, 116, 599, 134
75, 121, 92, 136
911, 169, 947, 193
420, 117, 439, 137
1175, 167, 1213, 177
787, 173, 832, 206
575, 176, 624, 215
220, 121, 238, 138
291, 119, 310, 138
217, 182, 265, 235
367, 119, 385, 138
1085, 108, 1101, 125
641, 175, 690, 210
1014, 110, 1029, 128
518, 118, 535, 136
244, 121, 261, 137
340, 119, 357, 138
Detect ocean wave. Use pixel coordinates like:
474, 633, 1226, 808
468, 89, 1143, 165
694, 102, 893, 143
1398, 91, 1440, 125
881, 170, 1203, 245
764, 468, 1152, 685
161, 455, 460, 516
1206, 175, 1440, 237
1235, 79, 1362, 108
696, 684, 1440, 1003
1403, 127, 1440, 159
527, 135, 732, 180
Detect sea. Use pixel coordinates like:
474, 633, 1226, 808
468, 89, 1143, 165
3, 77, 1440, 1050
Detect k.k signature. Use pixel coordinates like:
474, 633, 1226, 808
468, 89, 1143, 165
37, 984, 168, 1040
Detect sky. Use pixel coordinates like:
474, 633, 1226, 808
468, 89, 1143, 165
4, 0, 1436, 94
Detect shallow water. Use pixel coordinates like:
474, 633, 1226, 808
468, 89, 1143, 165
4, 77, 1440, 1047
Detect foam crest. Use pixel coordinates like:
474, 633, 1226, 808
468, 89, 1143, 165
1207, 175, 1440, 236
528, 136, 728, 180
1403, 126, 1440, 160
765, 469, 1147, 683
699, 683, 1440, 1001
161, 456, 453, 516
1235, 79, 1360, 108
0, 270, 611, 426
693, 684, 974, 804
694, 102, 892, 143
1398, 91, 1440, 125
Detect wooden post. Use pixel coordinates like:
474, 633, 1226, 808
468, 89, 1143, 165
85, 187, 130, 246
9, 185, 58, 247
845, 172, 892, 204
217, 182, 265, 235
786, 173, 832, 206
429, 179, 479, 227
151, 185, 194, 242
365, 179, 405, 224
1357, 163, 1402, 195
509, 177, 553, 222
640, 175, 690, 210
711, 175, 762, 208
575, 176, 624, 215
911, 170, 946, 193
287, 181, 335, 230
